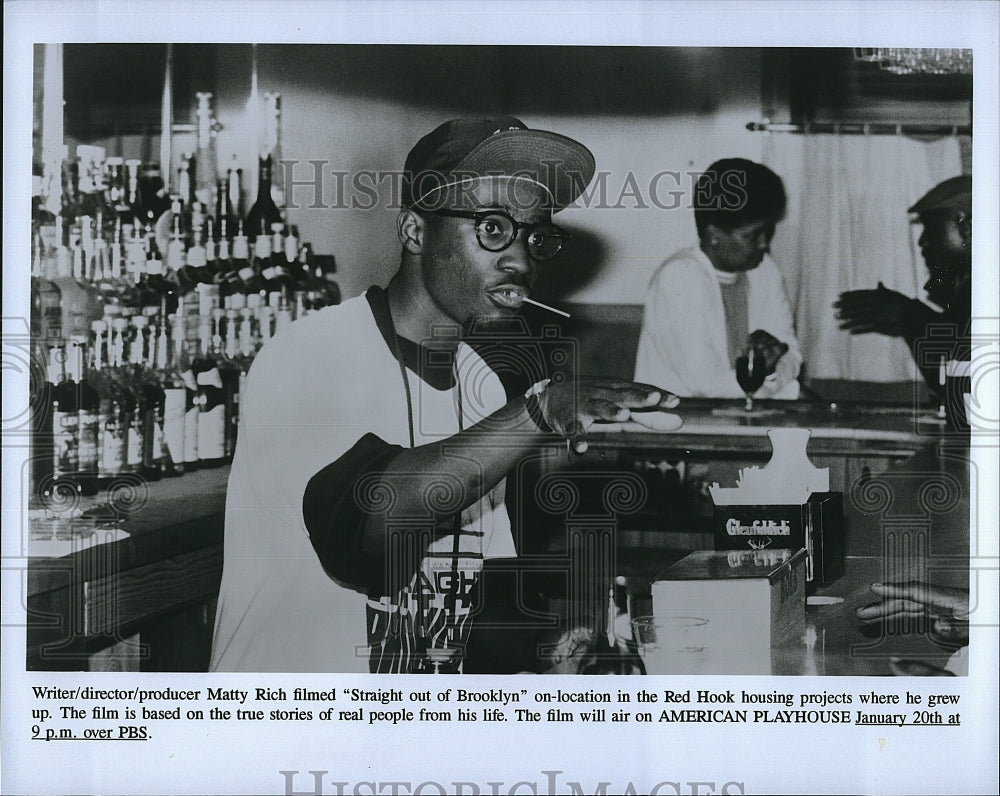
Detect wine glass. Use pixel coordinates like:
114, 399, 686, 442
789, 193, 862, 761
736, 349, 767, 412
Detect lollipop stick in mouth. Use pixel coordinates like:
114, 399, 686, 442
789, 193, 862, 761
522, 297, 571, 318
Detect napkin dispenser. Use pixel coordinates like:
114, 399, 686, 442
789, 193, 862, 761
712, 492, 844, 591
651, 548, 806, 675
707, 428, 844, 591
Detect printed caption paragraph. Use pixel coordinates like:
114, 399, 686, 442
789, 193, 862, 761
29, 683, 963, 738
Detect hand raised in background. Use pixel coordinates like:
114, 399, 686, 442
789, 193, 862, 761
833, 282, 920, 337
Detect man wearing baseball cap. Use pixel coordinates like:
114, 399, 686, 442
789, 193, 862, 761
210, 117, 681, 673
834, 174, 972, 411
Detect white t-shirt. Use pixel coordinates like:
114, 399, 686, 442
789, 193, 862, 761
209, 291, 515, 672
634, 246, 802, 398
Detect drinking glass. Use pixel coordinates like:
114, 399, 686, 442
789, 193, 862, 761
631, 616, 708, 675
735, 349, 767, 412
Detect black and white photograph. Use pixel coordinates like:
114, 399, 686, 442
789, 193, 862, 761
3, 1, 998, 794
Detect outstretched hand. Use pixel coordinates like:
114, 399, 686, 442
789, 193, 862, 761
856, 580, 970, 647
537, 377, 681, 453
833, 283, 917, 337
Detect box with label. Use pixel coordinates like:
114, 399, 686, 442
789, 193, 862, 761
650, 548, 806, 675
712, 492, 844, 591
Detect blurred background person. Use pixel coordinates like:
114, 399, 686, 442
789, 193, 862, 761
635, 158, 802, 399
834, 175, 972, 410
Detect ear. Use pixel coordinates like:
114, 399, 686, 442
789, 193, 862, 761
956, 212, 971, 247
397, 208, 424, 254
702, 223, 723, 248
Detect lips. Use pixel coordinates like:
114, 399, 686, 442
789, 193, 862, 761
485, 284, 527, 310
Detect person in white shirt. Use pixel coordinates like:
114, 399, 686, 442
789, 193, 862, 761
635, 158, 802, 399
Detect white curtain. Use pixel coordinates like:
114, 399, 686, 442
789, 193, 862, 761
764, 133, 962, 381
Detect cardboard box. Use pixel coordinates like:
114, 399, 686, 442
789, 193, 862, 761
650, 549, 807, 675
713, 492, 844, 591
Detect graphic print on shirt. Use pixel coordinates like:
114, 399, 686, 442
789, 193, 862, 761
366, 540, 483, 673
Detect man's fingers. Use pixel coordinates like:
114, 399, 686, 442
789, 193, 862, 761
600, 412, 684, 434
586, 397, 632, 423
856, 598, 927, 621
871, 582, 970, 617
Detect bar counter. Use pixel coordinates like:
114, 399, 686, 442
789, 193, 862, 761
25, 398, 969, 674
26, 467, 229, 671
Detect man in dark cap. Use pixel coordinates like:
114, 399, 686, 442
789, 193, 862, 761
210, 117, 680, 673
834, 175, 972, 401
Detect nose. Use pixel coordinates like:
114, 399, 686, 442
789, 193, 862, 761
497, 232, 536, 278
918, 228, 929, 251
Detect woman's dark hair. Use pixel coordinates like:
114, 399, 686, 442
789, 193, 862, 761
693, 158, 787, 239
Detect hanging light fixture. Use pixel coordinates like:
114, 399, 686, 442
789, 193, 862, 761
854, 48, 972, 76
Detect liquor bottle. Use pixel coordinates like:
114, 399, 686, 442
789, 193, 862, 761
139, 365, 166, 483
120, 316, 148, 476
231, 219, 262, 296
124, 158, 143, 227
142, 223, 178, 312
262, 222, 293, 306
263, 92, 285, 208
226, 161, 243, 227
76, 145, 108, 221
105, 157, 127, 214
177, 153, 195, 213
214, 216, 233, 290
60, 158, 81, 225
284, 224, 300, 272
92, 320, 126, 485
203, 217, 218, 278
165, 207, 188, 278
177, 339, 201, 473
72, 335, 101, 497
193, 311, 226, 467
220, 309, 243, 460
106, 216, 127, 292
274, 292, 294, 334
78, 215, 108, 325
46, 219, 87, 342
49, 344, 81, 500
245, 155, 283, 249
214, 177, 228, 235
159, 311, 187, 478
30, 346, 56, 509
194, 92, 218, 208
125, 217, 147, 288
136, 163, 171, 226
34, 230, 63, 343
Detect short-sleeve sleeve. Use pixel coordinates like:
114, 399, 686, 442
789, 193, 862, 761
302, 432, 404, 592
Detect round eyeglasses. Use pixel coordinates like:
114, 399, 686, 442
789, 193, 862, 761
422, 208, 570, 261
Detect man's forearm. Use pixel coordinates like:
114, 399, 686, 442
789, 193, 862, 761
361, 394, 546, 556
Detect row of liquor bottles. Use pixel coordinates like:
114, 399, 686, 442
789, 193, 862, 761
31, 209, 341, 347
30, 151, 340, 507
33, 295, 260, 507
32, 152, 332, 343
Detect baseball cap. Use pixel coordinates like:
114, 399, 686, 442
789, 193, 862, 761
908, 175, 972, 215
401, 116, 596, 211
